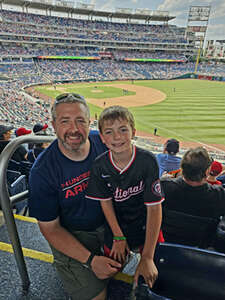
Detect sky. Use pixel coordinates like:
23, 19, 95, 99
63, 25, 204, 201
80, 0, 225, 41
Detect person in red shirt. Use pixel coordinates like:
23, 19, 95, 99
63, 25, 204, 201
207, 161, 223, 185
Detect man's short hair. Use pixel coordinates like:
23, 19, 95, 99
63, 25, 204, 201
181, 147, 212, 182
98, 105, 135, 133
51, 93, 90, 120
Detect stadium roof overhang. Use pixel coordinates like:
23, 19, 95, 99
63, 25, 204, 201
0, 0, 175, 22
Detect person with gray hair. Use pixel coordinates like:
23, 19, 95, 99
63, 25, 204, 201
29, 93, 120, 300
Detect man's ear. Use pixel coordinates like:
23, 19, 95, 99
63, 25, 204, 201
51, 120, 56, 132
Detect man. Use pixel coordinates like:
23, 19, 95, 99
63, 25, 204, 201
0, 124, 28, 161
161, 147, 225, 218
29, 93, 120, 300
156, 139, 181, 177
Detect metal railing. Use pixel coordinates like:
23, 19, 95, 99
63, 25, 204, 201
0, 135, 55, 291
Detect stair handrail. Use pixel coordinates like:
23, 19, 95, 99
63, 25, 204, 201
0, 134, 55, 292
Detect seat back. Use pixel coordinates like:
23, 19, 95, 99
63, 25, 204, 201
7, 169, 21, 185
162, 209, 218, 248
6, 170, 28, 214
153, 243, 225, 300
214, 215, 225, 254
18, 160, 33, 178
10, 174, 27, 196
8, 159, 20, 172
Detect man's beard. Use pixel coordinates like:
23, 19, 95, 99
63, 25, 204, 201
59, 133, 86, 153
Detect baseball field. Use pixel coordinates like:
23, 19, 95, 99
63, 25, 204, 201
34, 79, 225, 149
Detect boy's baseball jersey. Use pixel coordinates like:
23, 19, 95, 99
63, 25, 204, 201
86, 145, 164, 248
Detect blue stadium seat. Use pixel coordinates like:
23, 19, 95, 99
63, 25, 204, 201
153, 243, 225, 300
162, 209, 219, 248
6, 170, 28, 214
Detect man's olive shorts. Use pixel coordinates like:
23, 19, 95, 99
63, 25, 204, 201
50, 226, 108, 300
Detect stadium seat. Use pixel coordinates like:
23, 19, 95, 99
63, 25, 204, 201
6, 170, 28, 215
153, 243, 225, 300
162, 209, 219, 248
214, 215, 225, 254
8, 159, 21, 173
7, 169, 21, 185
19, 161, 33, 182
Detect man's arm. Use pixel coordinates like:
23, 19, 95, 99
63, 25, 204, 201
38, 217, 121, 279
134, 204, 162, 288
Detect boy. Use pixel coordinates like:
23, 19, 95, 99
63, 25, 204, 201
86, 106, 164, 288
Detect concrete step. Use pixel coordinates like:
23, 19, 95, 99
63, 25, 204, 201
0, 214, 52, 255
0, 214, 133, 300
0, 250, 69, 300
0, 214, 69, 299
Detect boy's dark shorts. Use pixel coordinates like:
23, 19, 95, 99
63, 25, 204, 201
50, 225, 108, 300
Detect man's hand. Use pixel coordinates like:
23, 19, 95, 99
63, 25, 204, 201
91, 255, 121, 279
134, 257, 158, 289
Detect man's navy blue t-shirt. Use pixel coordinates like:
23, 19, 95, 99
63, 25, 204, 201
29, 131, 107, 231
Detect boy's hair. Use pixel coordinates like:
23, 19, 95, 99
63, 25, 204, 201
165, 138, 179, 155
51, 93, 90, 121
181, 147, 212, 182
98, 106, 135, 133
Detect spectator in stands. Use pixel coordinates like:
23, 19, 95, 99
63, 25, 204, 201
156, 139, 181, 177
161, 147, 225, 219
86, 106, 164, 289
28, 123, 49, 151
15, 127, 32, 137
0, 124, 28, 162
29, 93, 120, 300
27, 141, 49, 163
33, 123, 48, 134
207, 161, 223, 185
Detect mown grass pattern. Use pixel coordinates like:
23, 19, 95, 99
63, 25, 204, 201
35, 79, 225, 145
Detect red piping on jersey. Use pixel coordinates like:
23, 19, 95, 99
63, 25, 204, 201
144, 197, 165, 205
85, 195, 112, 201
109, 145, 136, 174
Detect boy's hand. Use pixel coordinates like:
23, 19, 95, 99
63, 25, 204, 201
110, 240, 130, 264
134, 257, 158, 289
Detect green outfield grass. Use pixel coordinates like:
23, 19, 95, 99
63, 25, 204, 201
130, 79, 225, 146
36, 83, 135, 99
35, 79, 225, 146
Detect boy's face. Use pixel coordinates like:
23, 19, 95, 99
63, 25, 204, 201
100, 118, 135, 154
